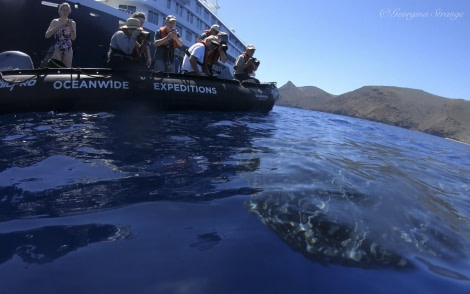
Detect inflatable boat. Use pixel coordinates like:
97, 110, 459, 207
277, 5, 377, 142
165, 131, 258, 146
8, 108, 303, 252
0, 51, 279, 114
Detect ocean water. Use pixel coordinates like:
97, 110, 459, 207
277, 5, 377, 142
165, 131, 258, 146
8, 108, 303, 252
0, 105, 469, 293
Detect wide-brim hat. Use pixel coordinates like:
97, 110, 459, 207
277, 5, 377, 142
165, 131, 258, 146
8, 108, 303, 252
122, 18, 140, 29
246, 44, 256, 50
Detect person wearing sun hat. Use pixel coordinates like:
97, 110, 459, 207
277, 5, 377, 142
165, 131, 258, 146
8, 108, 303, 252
234, 44, 260, 83
153, 15, 183, 72
106, 17, 142, 69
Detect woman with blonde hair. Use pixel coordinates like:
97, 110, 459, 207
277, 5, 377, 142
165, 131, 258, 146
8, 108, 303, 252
45, 2, 77, 67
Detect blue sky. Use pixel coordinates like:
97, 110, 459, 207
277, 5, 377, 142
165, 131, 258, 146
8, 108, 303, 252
216, 0, 469, 100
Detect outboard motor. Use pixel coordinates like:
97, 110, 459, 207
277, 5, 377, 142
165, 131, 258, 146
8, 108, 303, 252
0, 51, 34, 71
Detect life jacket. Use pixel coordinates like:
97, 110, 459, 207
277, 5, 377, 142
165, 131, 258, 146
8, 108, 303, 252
198, 40, 221, 76
184, 40, 220, 75
206, 47, 220, 65
159, 27, 179, 48
241, 51, 256, 74
198, 30, 211, 40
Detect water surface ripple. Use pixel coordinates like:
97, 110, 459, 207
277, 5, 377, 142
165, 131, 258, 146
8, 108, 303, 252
0, 106, 469, 293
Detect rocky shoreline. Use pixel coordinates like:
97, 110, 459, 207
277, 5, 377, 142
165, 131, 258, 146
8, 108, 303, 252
277, 82, 470, 145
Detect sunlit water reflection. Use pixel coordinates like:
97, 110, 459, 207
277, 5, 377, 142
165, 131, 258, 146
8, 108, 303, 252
0, 106, 469, 293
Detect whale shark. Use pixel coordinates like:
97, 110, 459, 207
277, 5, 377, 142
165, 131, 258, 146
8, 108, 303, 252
245, 189, 468, 269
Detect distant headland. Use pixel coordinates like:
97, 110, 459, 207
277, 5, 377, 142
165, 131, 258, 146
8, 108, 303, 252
277, 81, 470, 145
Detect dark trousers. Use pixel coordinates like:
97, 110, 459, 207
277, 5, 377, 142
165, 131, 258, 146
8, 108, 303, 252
234, 72, 260, 83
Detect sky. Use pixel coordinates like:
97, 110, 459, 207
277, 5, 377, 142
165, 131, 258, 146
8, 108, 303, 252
215, 0, 469, 100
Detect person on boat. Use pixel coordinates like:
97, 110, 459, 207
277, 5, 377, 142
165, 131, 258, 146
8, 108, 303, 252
106, 18, 142, 70
195, 32, 228, 77
234, 44, 260, 83
131, 12, 152, 68
44, 2, 77, 68
153, 15, 183, 73
198, 25, 228, 77
181, 36, 220, 76
197, 24, 220, 41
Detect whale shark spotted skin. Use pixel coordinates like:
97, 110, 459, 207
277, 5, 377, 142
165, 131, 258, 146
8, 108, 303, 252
245, 189, 467, 269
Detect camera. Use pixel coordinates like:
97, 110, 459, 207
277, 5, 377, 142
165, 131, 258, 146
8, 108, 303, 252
218, 32, 229, 52
220, 41, 228, 52
252, 58, 260, 66
139, 30, 151, 41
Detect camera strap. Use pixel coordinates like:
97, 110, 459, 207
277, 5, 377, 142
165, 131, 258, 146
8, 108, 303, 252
184, 49, 204, 67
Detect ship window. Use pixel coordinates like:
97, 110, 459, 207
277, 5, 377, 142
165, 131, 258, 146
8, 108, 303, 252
197, 19, 203, 30
148, 11, 159, 25
118, 5, 136, 14
176, 3, 184, 17
196, 3, 202, 14
185, 30, 192, 42
176, 25, 182, 34
187, 11, 194, 24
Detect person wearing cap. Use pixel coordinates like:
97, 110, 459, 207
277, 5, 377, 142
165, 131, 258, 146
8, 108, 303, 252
197, 24, 220, 41
181, 36, 220, 76
106, 17, 142, 70
234, 44, 260, 83
153, 15, 183, 73
203, 31, 228, 77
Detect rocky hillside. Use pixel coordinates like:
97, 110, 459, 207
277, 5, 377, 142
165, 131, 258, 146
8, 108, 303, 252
277, 81, 470, 145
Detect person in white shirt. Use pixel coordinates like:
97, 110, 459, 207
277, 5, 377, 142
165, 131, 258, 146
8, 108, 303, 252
181, 36, 220, 76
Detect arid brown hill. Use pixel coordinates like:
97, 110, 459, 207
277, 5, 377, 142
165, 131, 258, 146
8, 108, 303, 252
278, 81, 470, 145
